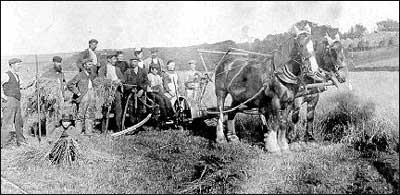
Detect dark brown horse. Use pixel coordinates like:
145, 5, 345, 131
214, 25, 321, 153
290, 33, 348, 141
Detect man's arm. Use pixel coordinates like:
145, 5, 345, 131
66, 73, 81, 95
1, 73, 9, 100
116, 67, 125, 83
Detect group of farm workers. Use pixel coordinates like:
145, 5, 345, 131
1, 38, 208, 149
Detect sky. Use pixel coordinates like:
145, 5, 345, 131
1, 1, 399, 56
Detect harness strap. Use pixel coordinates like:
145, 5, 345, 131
207, 86, 265, 114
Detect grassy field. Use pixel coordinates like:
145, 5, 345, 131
1, 47, 399, 194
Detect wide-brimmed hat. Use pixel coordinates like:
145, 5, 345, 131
61, 114, 73, 122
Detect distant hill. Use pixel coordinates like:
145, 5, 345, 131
63, 40, 239, 72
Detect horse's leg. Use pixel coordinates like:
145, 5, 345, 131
304, 94, 319, 141
288, 97, 303, 142
278, 104, 291, 152
216, 90, 227, 143
226, 104, 239, 142
264, 95, 281, 153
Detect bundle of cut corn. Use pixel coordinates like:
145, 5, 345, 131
92, 77, 121, 119
23, 78, 65, 121
47, 136, 84, 165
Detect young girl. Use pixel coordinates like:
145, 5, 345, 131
47, 114, 80, 145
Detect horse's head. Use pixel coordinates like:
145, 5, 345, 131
289, 24, 319, 75
316, 32, 347, 83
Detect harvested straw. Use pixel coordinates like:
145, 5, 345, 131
47, 136, 84, 165
23, 78, 65, 122
92, 77, 121, 119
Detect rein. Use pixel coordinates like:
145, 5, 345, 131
206, 85, 266, 114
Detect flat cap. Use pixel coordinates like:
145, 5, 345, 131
130, 57, 140, 61
106, 53, 117, 59
52, 56, 62, 63
89, 39, 98, 44
8, 58, 22, 64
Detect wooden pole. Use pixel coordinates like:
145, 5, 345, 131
35, 54, 41, 143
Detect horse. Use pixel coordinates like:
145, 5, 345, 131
290, 32, 348, 141
214, 24, 324, 153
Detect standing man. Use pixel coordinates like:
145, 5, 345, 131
144, 48, 165, 75
66, 59, 96, 136
98, 54, 125, 132
1, 58, 34, 148
76, 39, 100, 77
134, 48, 146, 72
115, 51, 129, 74
184, 60, 201, 99
37, 56, 68, 135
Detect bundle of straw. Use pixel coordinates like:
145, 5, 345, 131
48, 136, 84, 165
23, 78, 65, 121
92, 77, 121, 119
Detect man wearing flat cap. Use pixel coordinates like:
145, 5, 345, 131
98, 54, 125, 132
1, 58, 35, 148
144, 48, 165, 75
184, 60, 201, 100
76, 39, 100, 77
123, 57, 150, 125
34, 56, 69, 136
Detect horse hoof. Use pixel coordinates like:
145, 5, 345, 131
216, 137, 227, 144
228, 135, 239, 142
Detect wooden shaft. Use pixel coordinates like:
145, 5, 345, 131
305, 81, 334, 89
197, 49, 248, 56
35, 54, 41, 143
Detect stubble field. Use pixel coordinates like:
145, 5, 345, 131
1, 47, 399, 194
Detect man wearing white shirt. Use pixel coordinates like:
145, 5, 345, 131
76, 39, 100, 77
1, 58, 34, 148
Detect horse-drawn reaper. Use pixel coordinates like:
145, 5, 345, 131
198, 25, 347, 154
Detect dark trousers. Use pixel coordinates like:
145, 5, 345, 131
1, 97, 25, 146
148, 92, 174, 120
112, 91, 123, 132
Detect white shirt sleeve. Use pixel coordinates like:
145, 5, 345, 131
1, 73, 10, 86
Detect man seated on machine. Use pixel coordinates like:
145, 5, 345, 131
123, 57, 150, 125
147, 64, 174, 124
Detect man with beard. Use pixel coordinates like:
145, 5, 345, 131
67, 59, 97, 136
98, 54, 125, 132
76, 39, 100, 77
115, 51, 129, 74
33, 56, 68, 137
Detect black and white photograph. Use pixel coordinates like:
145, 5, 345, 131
1, 1, 399, 194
